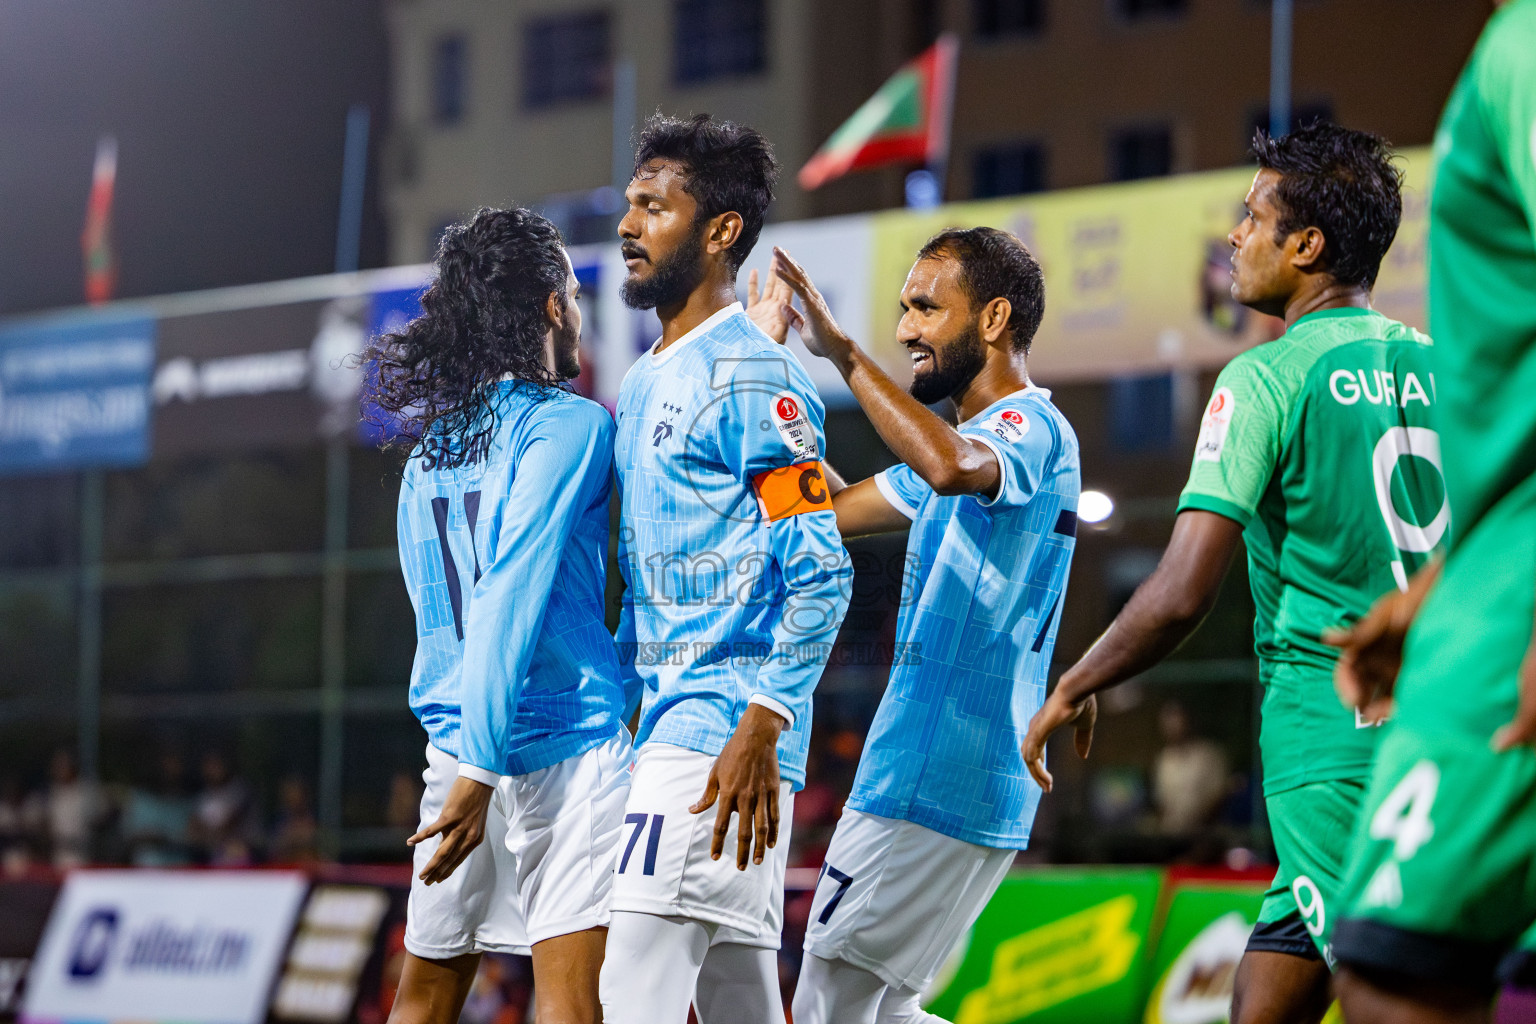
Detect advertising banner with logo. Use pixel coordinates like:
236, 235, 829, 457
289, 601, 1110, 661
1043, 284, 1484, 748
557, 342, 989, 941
922, 868, 1164, 1024
22, 870, 308, 1024
0, 315, 155, 477
867, 148, 1429, 385
1141, 881, 1266, 1024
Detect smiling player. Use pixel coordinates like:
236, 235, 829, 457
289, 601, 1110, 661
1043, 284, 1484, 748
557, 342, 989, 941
764, 230, 1080, 1024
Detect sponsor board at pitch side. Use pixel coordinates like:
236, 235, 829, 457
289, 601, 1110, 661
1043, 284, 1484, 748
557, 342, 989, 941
22, 871, 307, 1024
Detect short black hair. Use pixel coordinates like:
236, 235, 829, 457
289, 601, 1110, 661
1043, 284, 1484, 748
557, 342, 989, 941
1251, 122, 1403, 289
916, 227, 1046, 353
633, 112, 778, 274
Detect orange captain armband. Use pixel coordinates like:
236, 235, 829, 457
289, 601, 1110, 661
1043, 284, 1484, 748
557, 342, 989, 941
752, 462, 833, 521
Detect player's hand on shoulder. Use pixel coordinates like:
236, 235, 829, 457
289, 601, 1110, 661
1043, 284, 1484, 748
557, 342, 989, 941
745, 266, 796, 346
408, 775, 495, 885
772, 247, 853, 362
1022, 690, 1097, 794
691, 702, 785, 871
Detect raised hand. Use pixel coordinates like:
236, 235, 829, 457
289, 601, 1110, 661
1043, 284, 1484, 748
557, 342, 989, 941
745, 266, 796, 345
771, 247, 854, 362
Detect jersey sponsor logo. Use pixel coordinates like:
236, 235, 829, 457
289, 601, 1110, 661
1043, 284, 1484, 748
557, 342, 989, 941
1194, 387, 1234, 462
980, 407, 1030, 444
752, 461, 833, 521
1328, 369, 1434, 408
771, 390, 819, 459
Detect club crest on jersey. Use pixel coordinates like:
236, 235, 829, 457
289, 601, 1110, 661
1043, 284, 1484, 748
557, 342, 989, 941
653, 401, 682, 447
771, 390, 819, 459
1195, 387, 1235, 462
981, 407, 1030, 443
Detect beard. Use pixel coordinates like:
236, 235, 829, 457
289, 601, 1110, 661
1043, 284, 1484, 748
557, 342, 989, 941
621, 230, 706, 310
909, 325, 986, 405
552, 319, 582, 380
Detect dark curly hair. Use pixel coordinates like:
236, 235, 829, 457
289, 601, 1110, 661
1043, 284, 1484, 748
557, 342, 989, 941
633, 112, 778, 274
917, 227, 1046, 353
1251, 122, 1403, 289
363, 207, 569, 460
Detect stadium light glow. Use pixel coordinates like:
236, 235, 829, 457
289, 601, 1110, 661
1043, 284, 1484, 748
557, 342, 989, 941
1079, 490, 1114, 524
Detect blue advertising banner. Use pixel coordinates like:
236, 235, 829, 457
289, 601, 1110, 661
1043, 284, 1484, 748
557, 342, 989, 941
0, 315, 156, 476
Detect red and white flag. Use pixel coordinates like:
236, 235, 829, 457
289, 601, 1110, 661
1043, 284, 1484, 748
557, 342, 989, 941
82, 136, 118, 305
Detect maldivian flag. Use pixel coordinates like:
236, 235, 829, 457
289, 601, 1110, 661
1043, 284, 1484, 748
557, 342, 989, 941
82, 136, 118, 305
798, 34, 958, 191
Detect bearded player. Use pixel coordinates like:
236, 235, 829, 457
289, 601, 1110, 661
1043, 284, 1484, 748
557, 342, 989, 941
367, 208, 630, 1024
1023, 123, 1443, 1024
759, 229, 1079, 1024
1328, 4, 1536, 1020
597, 114, 852, 1024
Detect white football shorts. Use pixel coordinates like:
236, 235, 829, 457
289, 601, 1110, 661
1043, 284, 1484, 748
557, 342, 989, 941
801, 808, 1015, 992
404, 729, 632, 959
608, 742, 794, 947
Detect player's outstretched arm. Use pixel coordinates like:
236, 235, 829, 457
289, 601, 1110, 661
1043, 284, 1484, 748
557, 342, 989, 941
832, 477, 914, 538
772, 247, 1003, 500
1023, 509, 1243, 791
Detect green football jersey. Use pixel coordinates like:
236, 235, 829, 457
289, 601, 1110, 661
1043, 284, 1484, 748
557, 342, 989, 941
1427, 0, 1536, 544
1178, 309, 1444, 796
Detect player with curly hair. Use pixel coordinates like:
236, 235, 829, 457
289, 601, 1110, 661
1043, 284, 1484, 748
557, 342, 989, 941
366, 207, 630, 1024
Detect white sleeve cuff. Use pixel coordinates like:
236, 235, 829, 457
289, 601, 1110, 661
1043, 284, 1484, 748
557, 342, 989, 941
967, 433, 1010, 507
748, 693, 796, 726
456, 762, 501, 787
873, 470, 918, 520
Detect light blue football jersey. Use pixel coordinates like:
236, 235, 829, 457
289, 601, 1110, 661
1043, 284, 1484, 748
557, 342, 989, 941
848, 386, 1081, 848
397, 382, 625, 777
614, 303, 853, 790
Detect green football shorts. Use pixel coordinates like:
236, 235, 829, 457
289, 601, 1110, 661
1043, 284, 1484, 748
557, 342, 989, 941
1249, 778, 1367, 966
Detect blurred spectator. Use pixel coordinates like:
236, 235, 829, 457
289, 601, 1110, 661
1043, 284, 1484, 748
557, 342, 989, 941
45, 749, 103, 868
190, 752, 257, 865
0, 775, 43, 873
271, 774, 319, 864
386, 770, 422, 832
122, 752, 194, 867
1151, 701, 1229, 834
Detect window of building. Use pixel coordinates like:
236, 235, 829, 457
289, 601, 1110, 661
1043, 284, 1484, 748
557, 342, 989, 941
973, 141, 1047, 198
432, 34, 467, 125
523, 11, 611, 108
674, 0, 767, 85
974, 0, 1046, 38
1109, 125, 1172, 181
1114, 0, 1186, 19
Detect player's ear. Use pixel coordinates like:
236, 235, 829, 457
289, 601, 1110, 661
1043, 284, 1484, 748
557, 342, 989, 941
1291, 226, 1327, 271
980, 297, 1012, 346
545, 288, 566, 330
706, 211, 744, 259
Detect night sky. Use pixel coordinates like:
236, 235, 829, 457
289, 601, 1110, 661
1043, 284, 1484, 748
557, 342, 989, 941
0, 0, 390, 316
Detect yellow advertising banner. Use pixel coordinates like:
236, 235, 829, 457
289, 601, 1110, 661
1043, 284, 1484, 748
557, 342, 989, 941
865, 148, 1429, 384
